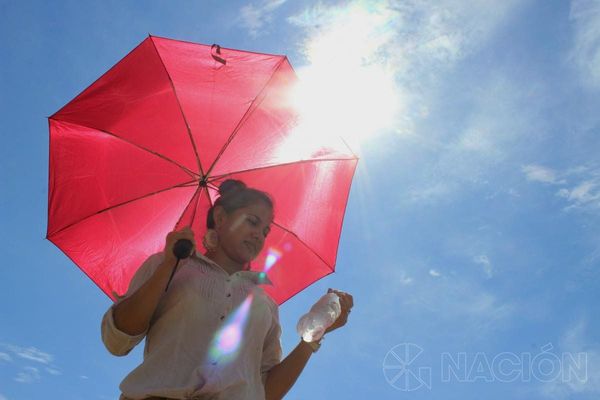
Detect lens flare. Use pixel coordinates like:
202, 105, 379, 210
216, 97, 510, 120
264, 247, 283, 272
206, 292, 254, 365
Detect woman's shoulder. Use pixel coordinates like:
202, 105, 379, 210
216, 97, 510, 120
258, 289, 279, 314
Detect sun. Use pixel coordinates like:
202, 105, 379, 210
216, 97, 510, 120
287, 3, 400, 154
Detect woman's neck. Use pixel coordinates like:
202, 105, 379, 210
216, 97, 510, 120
204, 249, 246, 276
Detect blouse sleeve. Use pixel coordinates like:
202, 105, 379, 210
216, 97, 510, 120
260, 299, 283, 387
100, 252, 165, 356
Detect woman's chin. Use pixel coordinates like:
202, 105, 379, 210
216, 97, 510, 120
245, 251, 259, 262
242, 243, 259, 258
233, 249, 256, 264
247, 252, 262, 264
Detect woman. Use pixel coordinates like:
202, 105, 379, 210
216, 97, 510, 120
101, 179, 354, 400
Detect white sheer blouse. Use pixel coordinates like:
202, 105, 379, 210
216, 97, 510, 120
101, 250, 282, 400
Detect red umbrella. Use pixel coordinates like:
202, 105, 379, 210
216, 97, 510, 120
46, 35, 358, 305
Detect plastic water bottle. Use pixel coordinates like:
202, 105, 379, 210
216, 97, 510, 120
296, 292, 341, 342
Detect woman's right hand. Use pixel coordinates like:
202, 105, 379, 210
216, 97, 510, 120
164, 226, 197, 265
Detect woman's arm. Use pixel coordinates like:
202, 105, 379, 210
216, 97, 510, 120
264, 288, 354, 399
113, 226, 197, 335
264, 339, 316, 400
112, 256, 177, 335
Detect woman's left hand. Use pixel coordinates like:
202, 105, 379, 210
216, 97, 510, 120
324, 288, 354, 335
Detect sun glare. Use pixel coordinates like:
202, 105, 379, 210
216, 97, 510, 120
287, 3, 399, 154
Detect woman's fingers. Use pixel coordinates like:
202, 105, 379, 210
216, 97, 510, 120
328, 288, 354, 312
165, 226, 197, 257
182, 229, 197, 254
324, 289, 354, 334
179, 226, 197, 252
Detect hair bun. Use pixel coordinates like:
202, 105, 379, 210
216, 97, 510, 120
219, 179, 246, 197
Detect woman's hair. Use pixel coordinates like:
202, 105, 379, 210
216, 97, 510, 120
206, 179, 274, 229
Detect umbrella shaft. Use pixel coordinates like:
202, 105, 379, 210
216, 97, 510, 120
164, 258, 181, 292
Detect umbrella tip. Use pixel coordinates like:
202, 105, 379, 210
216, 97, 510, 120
210, 44, 227, 65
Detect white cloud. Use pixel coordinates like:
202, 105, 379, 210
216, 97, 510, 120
286, 0, 531, 201
473, 254, 493, 278
1, 343, 61, 380
582, 232, 600, 266
398, 276, 514, 341
337, 255, 514, 368
408, 182, 454, 203
541, 319, 600, 397
569, 0, 600, 88
239, 0, 287, 38
558, 180, 600, 208
45, 367, 62, 376
288, 0, 526, 123
397, 271, 414, 285
523, 164, 566, 184
288, 0, 523, 66
383, 259, 511, 323
14, 366, 41, 384
437, 75, 544, 184
429, 269, 441, 277
80, 375, 89, 379
559, 172, 600, 211
2, 344, 53, 364
522, 164, 600, 213
0, 394, 7, 400
388, 0, 523, 68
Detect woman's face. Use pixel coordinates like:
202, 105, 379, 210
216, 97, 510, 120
214, 201, 273, 264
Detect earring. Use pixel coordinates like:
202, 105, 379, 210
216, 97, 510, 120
202, 229, 219, 252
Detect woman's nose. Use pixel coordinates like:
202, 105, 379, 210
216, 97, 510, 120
257, 229, 268, 243
255, 231, 264, 242
250, 228, 261, 241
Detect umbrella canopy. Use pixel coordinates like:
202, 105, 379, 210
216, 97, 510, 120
47, 35, 358, 305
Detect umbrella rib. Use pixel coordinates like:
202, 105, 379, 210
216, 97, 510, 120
326, 156, 358, 277
46, 233, 118, 300
271, 221, 335, 273
149, 37, 204, 177
49, 39, 151, 120
338, 136, 359, 159
49, 117, 200, 179
175, 182, 219, 229
200, 183, 216, 226
207, 157, 358, 181
46, 179, 198, 238
197, 167, 340, 273
204, 57, 287, 178
208, 157, 360, 275
174, 184, 202, 229
189, 186, 202, 228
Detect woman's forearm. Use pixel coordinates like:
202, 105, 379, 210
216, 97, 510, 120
112, 258, 176, 335
264, 339, 316, 400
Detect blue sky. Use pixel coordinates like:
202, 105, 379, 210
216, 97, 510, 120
2, 0, 600, 399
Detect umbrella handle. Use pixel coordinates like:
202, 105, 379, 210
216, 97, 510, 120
164, 239, 193, 292
173, 239, 193, 259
